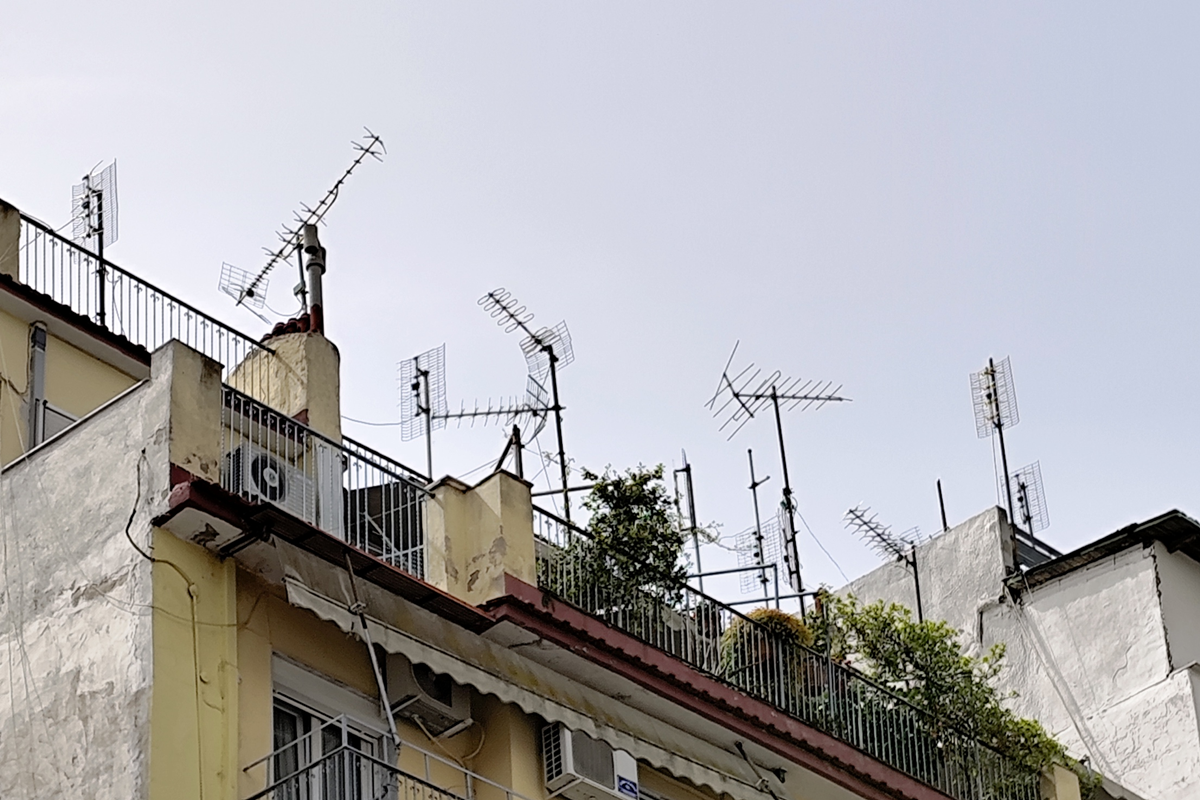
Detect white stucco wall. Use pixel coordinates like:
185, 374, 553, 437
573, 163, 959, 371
842, 507, 1013, 650
0, 376, 168, 798
843, 508, 1200, 800
1156, 543, 1200, 671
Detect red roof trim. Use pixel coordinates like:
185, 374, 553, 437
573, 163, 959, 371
484, 575, 952, 800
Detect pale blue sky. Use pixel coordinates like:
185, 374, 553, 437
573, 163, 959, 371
3, 3, 1197, 603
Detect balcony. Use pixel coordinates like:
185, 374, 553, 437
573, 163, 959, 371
532, 507, 1040, 800
222, 386, 427, 578
245, 715, 534, 800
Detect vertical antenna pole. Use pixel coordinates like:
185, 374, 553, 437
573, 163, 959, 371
548, 352, 570, 522
937, 478, 949, 532
679, 452, 702, 593
909, 546, 924, 623
747, 449, 769, 596
417, 359, 433, 479
990, 358, 1016, 526
770, 386, 804, 596
93, 179, 107, 329
296, 245, 309, 314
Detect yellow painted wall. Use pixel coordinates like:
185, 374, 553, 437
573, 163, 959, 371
641, 764, 724, 800
0, 305, 137, 466
44, 330, 137, 418
150, 528, 238, 800
235, 568, 549, 800
0, 308, 28, 464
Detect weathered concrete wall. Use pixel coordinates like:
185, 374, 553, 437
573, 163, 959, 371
425, 470, 536, 605
1156, 543, 1200, 670
844, 510, 1200, 800
0, 199, 18, 280
842, 507, 1014, 648
227, 331, 342, 441
0, 369, 167, 798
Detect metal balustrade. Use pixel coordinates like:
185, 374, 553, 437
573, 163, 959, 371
245, 716, 536, 800
533, 506, 1040, 800
223, 386, 427, 577
17, 212, 276, 397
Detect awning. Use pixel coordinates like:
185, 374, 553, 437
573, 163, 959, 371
277, 541, 771, 800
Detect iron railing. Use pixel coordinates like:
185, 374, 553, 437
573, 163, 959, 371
533, 507, 1040, 800
245, 715, 535, 800
17, 212, 276, 396
223, 386, 427, 577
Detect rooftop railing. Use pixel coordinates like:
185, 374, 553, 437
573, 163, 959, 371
223, 386, 427, 577
245, 715, 536, 800
533, 507, 1040, 800
17, 211, 275, 395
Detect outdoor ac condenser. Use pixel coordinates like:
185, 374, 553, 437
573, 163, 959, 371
385, 652, 472, 738
226, 444, 315, 523
542, 723, 639, 800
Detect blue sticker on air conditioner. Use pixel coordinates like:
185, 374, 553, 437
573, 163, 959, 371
617, 777, 639, 799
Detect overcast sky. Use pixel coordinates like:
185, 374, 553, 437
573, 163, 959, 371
3, 3, 1198, 604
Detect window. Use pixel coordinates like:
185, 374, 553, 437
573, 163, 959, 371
270, 656, 390, 800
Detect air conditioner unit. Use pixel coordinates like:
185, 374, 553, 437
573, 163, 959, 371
385, 652, 472, 738
543, 723, 639, 800
226, 444, 315, 524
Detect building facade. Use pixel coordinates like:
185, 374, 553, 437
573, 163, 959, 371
0, 198, 1080, 800
842, 507, 1200, 800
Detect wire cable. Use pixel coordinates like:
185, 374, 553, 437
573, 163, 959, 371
797, 510, 849, 583
342, 415, 400, 427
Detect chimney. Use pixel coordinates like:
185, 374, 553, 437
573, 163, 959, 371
303, 224, 326, 335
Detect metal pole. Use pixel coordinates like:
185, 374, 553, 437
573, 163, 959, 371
418, 361, 433, 479
909, 546, 924, 623
748, 450, 770, 596
937, 478, 949, 532
770, 388, 803, 595
679, 456, 702, 593
548, 352, 570, 522
95, 185, 107, 329
991, 358, 1016, 524
512, 424, 524, 479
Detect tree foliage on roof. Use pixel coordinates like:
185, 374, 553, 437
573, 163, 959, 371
807, 593, 1100, 799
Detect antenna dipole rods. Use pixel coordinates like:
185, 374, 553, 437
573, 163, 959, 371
239, 128, 385, 306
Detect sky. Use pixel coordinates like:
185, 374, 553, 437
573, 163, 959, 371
3, 2, 1198, 607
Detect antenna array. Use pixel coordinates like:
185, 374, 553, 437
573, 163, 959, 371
735, 512, 782, 594
219, 263, 268, 310
236, 129, 385, 308
707, 342, 849, 598
1005, 461, 1049, 535
72, 161, 118, 253
843, 504, 924, 621
478, 288, 576, 520
71, 160, 119, 327
969, 356, 1021, 523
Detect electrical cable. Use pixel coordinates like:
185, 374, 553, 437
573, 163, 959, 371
796, 510, 849, 584
342, 415, 400, 427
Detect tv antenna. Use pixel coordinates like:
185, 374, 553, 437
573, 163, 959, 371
970, 356, 1020, 524
234, 128, 385, 312
673, 451, 703, 591
844, 504, 924, 622
399, 343, 549, 480
478, 288, 575, 521
218, 263, 270, 323
1006, 461, 1049, 535
72, 160, 118, 326
707, 341, 849, 595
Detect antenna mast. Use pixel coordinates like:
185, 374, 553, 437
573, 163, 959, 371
673, 451, 702, 591
708, 341, 849, 596
844, 505, 924, 622
478, 289, 575, 521
72, 161, 118, 327
235, 128, 385, 311
970, 356, 1020, 522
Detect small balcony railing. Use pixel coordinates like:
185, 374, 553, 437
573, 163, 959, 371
245, 715, 534, 800
17, 211, 274, 395
222, 386, 427, 578
533, 507, 1040, 800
